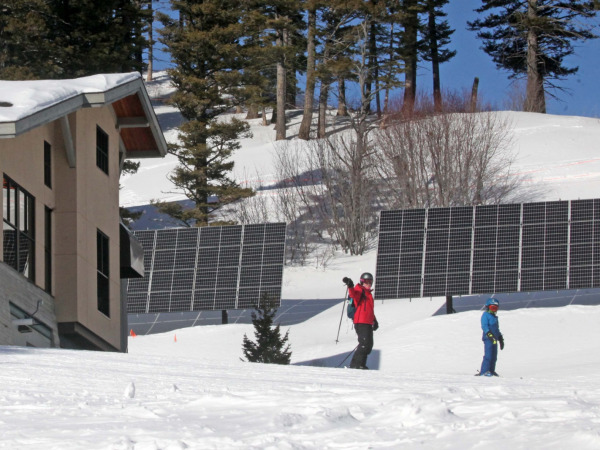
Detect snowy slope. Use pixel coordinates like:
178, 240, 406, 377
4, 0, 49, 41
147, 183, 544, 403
3, 302, 600, 449
119, 74, 600, 207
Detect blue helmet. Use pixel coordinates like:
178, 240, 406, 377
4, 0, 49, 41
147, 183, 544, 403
485, 298, 499, 308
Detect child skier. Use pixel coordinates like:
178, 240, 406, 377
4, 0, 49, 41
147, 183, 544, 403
479, 297, 504, 377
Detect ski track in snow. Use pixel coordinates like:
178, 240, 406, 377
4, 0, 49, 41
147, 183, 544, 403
2, 352, 600, 449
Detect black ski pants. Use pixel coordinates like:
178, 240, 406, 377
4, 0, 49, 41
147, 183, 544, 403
350, 323, 374, 369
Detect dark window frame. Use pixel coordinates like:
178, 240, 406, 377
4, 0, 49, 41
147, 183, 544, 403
3, 174, 35, 282
96, 126, 109, 175
44, 141, 52, 188
45, 207, 52, 294
97, 229, 110, 317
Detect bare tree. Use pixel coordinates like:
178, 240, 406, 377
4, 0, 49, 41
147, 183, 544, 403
274, 141, 333, 264
373, 110, 528, 210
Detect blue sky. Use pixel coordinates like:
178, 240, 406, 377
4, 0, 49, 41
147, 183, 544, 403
150, 3, 599, 118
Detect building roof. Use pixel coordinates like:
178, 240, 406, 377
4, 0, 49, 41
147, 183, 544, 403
0, 72, 167, 158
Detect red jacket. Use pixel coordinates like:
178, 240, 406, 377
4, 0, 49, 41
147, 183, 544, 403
348, 284, 375, 325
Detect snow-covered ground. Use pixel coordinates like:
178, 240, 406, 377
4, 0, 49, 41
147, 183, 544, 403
3, 301, 600, 449
2, 73, 600, 449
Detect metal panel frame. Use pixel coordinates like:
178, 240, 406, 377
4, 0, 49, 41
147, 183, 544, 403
126, 223, 286, 313
375, 200, 599, 300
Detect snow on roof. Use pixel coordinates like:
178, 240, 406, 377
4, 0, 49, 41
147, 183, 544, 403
0, 72, 141, 122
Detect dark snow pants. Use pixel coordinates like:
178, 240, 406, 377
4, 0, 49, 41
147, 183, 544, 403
480, 337, 498, 375
350, 323, 374, 369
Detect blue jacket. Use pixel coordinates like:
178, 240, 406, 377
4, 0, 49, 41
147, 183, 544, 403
481, 311, 501, 340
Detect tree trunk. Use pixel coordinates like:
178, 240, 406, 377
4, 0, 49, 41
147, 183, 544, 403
337, 77, 348, 116
524, 0, 546, 113
287, 69, 297, 108
146, 2, 153, 82
403, 55, 417, 116
246, 104, 259, 120
262, 107, 268, 126
364, 20, 378, 116
402, 1, 419, 117
318, 82, 329, 138
428, 4, 442, 112
276, 29, 287, 140
470, 77, 479, 112
299, 6, 317, 140
318, 38, 331, 138
384, 22, 395, 115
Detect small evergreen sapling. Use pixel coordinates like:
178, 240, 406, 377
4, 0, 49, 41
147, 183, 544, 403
242, 295, 291, 364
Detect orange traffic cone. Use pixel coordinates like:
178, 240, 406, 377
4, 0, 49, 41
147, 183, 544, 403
174, 334, 177, 343
130, 329, 137, 337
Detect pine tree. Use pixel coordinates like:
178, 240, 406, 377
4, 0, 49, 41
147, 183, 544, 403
397, 0, 425, 116
468, 0, 597, 113
242, 296, 292, 364
48, 0, 149, 77
421, 0, 456, 112
0, 0, 57, 79
242, 0, 305, 140
0, 0, 149, 79
156, 0, 254, 226
298, 0, 319, 140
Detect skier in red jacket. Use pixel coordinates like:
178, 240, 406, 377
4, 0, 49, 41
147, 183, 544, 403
343, 272, 378, 369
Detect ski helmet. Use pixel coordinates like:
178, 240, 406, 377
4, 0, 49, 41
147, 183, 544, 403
485, 297, 499, 311
360, 272, 374, 284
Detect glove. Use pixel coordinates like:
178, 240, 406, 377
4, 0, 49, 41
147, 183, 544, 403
373, 318, 379, 331
486, 331, 497, 344
342, 277, 354, 288
498, 335, 504, 350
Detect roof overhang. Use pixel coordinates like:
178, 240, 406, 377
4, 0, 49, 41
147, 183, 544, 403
0, 74, 167, 159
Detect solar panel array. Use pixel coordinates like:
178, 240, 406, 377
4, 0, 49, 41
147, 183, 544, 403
375, 199, 600, 300
126, 223, 286, 313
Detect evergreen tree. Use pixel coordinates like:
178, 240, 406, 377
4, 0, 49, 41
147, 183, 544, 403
315, 2, 360, 137
0, 0, 149, 79
298, 0, 319, 140
397, 0, 424, 116
421, 0, 456, 112
242, 296, 291, 364
156, 0, 254, 226
242, 0, 305, 140
468, 0, 597, 113
0, 0, 58, 79
48, 0, 149, 77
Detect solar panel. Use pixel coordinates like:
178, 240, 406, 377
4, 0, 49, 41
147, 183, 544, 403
126, 223, 286, 313
375, 199, 600, 300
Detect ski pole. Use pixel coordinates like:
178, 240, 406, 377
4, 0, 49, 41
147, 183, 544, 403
337, 345, 358, 368
335, 287, 349, 344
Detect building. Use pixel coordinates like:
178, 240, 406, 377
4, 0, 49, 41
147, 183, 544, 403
0, 73, 167, 351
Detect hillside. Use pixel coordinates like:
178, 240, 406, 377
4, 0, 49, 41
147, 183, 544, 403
120, 72, 600, 210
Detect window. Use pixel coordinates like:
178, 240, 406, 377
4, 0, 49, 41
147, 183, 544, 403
45, 207, 52, 293
44, 141, 52, 188
3, 175, 35, 281
10, 302, 53, 347
97, 229, 110, 317
96, 126, 109, 174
